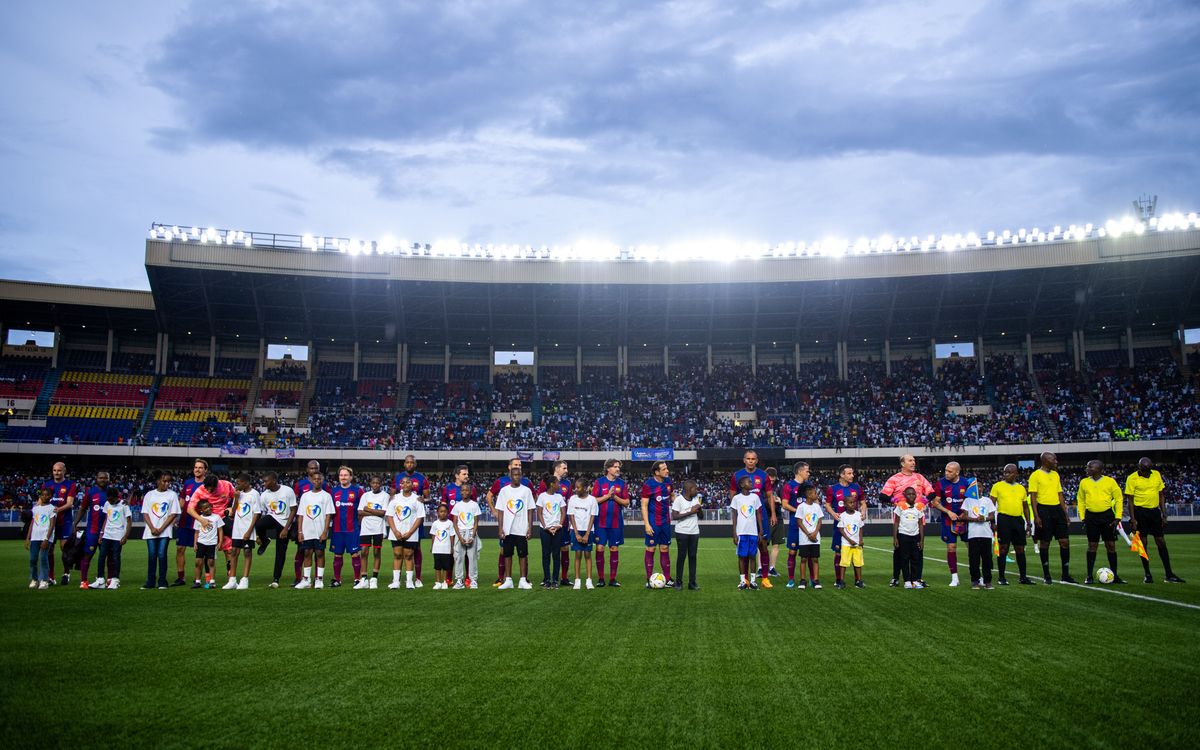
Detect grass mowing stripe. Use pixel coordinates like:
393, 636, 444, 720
862, 543, 1200, 611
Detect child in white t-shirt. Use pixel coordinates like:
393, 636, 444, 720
893, 487, 926, 589
567, 478, 598, 589
96, 488, 132, 590
193, 500, 225, 589
670, 480, 703, 590
730, 477, 763, 590
25, 488, 58, 588
429, 504, 456, 590
963, 493, 997, 589
837, 495, 866, 589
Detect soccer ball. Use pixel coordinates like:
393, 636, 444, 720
649, 573, 666, 589
1096, 568, 1115, 584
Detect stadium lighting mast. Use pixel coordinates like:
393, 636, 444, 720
1133, 194, 1157, 221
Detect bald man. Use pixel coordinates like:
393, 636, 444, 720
42, 461, 82, 585
880, 454, 933, 587
929, 461, 973, 586
1029, 452, 1076, 584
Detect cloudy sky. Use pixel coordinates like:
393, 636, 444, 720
1, 0, 1197, 289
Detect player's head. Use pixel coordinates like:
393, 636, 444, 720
436, 502, 449, 520
792, 461, 810, 481
683, 479, 698, 499
404, 454, 417, 472
1039, 452, 1057, 470
1002, 463, 1017, 482
553, 460, 568, 478
399, 475, 413, 493
52, 462, 66, 481
202, 473, 218, 491
837, 464, 854, 483
310, 471, 324, 487
508, 457, 522, 471
803, 483, 820, 502
899, 454, 916, 472
236, 472, 252, 491
1086, 459, 1102, 478
651, 460, 669, 479
509, 464, 523, 484
369, 474, 382, 492
338, 465, 353, 486
95, 470, 109, 487
903, 486, 917, 503
603, 458, 621, 478
944, 461, 961, 481
454, 464, 469, 484
155, 469, 171, 490
574, 477, 589, 496
765, 467, 778, 483
743, 450, 758, 470
197, 499, 212, 515
193, 458, 209, 480
37, 487, 51, 503
738, 476, 752, 494
1137, 456, 1153, 475
306, 460, 321, 478
263, 471, 280, 490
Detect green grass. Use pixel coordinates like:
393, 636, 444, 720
2, 536, 1199, 749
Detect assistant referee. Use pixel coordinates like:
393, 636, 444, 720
1076, 460, 1125, 585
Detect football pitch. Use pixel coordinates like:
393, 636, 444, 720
2, 536, 1198, 749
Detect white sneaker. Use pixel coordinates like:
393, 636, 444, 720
236, 579, 249, 590
314, 579, 324, 590
414, 579, 423, 588
92, 578, 106, 589
573, 579, 582, 590
268, 581, 279, 589
353, 578, 369, 590
388, 581, 401, 590
498, 578, 514, 590
585, 578, 595, 590
38, 580, 49, 589
949, 574, 960, 587
28, 580, 37, 589
369, 578, 378, 589
453, 581, 465, 590
405, 581, 415, 589
107, 579, 120, 590
517, 578, 532, 590
222, 579, 238, 590
295, 579, 311, 589
469, 581, 478, 589
903, 581, 914, 589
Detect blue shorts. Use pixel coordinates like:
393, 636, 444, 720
644, 524, 672, 547
736, 534, 759, 558
330, 531, 361, 555
175, 524, 195, 548
571, 538, 593, 552
55, 512, 73, 540
940, 519, 969, 544
760, 512, 772, 537
82, 533, 100, 557
787, 526, 812, 550
595, 527, 624, 547
830, 527, 842, 552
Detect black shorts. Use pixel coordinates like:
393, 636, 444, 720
300, 539, 326, 552
231, 538, 256, 550
502, 534, 529, 559
392, 540, 419, 551
360, 534, 383, 549
770, 519, 787, 545
996, 514, 1026, 546
1084, 510, 1117, 543
196, 543, 217, 560
1034, 504, 1070, 542
1133, 506, 1164, 537
797, 544, 820, 560
433, 552, 453, 572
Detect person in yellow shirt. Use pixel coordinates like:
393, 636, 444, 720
988, 464, 1036, 585
1028, 452, 1076, 584
1076, 460, 1126, 585
1124, 457, 1184, 584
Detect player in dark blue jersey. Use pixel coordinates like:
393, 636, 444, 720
779, 461, 811, 587
729, 450, 775, 588
292, 460, 331, 585
487, 457, 534, 586
639, 460, 675, 588
173, 458, 208, 586
929, 461, 973, 587
330, 466, 364, 588
393, 454, 430, 583
73, 470, 110, 588
42, 462, 80, 585
823, 464, 863, 588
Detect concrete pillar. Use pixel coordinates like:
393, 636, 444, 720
51, 327, 61, 369
352, 341, 360, 382
1072, 330, 1081, 372
663, 345, 669, 376
750, 343, 757, 376
576, 346, 582, 385
443, 344, 450, 384
1126, 326, 1135, 368
1026, 333, 1034, 374
884, 340, 892, 378
706, 345, 713, 375
930, 338, 937, 374
305, 341, 312, 381
533, 346, 539, 385
105, 329, 114, 373
1180, 324, 1187, 368
161, 333, 170, 376
794, 343, 800, 375
257, 338, 265, 378
1077, 330, 1085, 371
836, 341, 844, 381
488, 346, 495, 385
209, 336, 216, 378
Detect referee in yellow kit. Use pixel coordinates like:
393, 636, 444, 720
1076, 460, 1125, 585
1125, 457, 1185, 584
1028, 452, 1076, 584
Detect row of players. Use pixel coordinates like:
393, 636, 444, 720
22, 450, 1185, 591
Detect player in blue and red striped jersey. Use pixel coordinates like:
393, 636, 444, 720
73, 470, 110, 589
639, 460, 675, 588
292, 460, 332, 585
593, 458, 630, 587
823, 464, 863, 588
173, 458, 208, 586
779, 461, 811, 588
729, 450, 775, 588
42, 461, 81, 585
536, 460, 572, 586
441, 464, 477, 519
486, 457, 534, 586
393, 454, 430, 584
928, 461, 973, 587
329, 465, 365, 589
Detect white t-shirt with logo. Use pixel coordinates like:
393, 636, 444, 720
453, 500, 481, 540
231, 489, 262, 539
195, 513, 224, 546
837, 510, 864, 546
298, 490, 334, 541
101, 502, 131, 541
30, 504, 56, 543
141, 489, 180, 540
386, 494, 424, 541
358, 490, 389, 537
893, 505, 924, 537
671, 495, 702, 535
797, 501, 825, 545
964, 496, 997, 540
568, 495, 598, 534
729, 493, 762, 537
430, 519, 455, 554
496, 484, 534, 537
536, 491, 566, 530
260, 486, 297, 527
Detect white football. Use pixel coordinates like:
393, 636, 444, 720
1096, 567, 1115, 584
649, 573, 666, 589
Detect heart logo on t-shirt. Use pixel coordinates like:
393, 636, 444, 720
305, 504, 322, 520
152, 502, 170, 516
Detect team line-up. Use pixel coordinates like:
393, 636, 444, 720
22, 450, 1184, 592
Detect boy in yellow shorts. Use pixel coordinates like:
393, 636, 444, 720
837, 495, 866, 589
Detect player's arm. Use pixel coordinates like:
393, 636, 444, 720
766, 489, 777, 525
1057, 488, 1070, 520
917, 512, 925, 549
757, 505, 766, 539
246, 510, 260, 540
730, 513, 738, 544
216, 523, 225, 547
281, 503, 297, 536
614, 484, 630, 508
780, 486, 797, 515
319, 513, 331, 542
892, 512, 899, 548
822, 487, 840, 520
640, 486, 652, 535
1109, 481, 1122, 524
1075, 485, 1086, 522
525, 499, 534, 539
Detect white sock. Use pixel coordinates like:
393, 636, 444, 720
316, 568, 324, 580
228, 575, 236, 582
740, 574, 748, 584
406, 570, 414, 584
392, 570, 401, 584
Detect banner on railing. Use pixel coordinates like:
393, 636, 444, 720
275, 448, 295, 459
541, 451, 561, 461
220, 444, 248, 456
631, 448, 674, 461
516, 450, 535, 461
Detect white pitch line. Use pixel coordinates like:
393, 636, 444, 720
862, 544, 1200, 612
